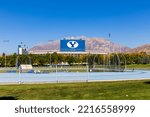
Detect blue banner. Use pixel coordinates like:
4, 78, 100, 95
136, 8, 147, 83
60, 40, 85, 52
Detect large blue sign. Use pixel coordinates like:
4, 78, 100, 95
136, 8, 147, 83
60, 40, 85, 52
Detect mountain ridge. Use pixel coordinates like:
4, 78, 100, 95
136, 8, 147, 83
129, 44, 150, 54
29, 37, 131, 53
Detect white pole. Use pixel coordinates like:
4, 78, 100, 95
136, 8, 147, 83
87, 64, 89, 82
3, 40, 9, 68
18, 67, 21, 84
50, 53, 52, 67
48, 40, 53, 67
56, 65, 58, 82
86, 53, 89, 82
5, 55, 6, 68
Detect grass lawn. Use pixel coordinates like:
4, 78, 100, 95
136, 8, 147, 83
0, 80, 150, 100
127, 64, 150, 70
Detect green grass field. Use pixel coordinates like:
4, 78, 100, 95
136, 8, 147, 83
0, 80, 150, 100
127, 64, 150, 70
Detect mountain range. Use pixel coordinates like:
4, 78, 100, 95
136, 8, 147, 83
29, 37, 150, 54
128, 44, 150, 54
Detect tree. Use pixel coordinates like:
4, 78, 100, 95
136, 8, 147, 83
2, 53, 5, 57
51, 52, 58, 64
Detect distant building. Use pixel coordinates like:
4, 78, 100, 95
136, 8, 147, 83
18, 45, 28, 55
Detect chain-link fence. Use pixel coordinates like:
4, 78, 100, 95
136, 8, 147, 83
0, 53, 128, 83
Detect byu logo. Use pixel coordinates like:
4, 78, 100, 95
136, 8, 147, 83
67, 41, 79, 48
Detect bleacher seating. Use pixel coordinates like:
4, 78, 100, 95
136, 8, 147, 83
20, 64, 33, 70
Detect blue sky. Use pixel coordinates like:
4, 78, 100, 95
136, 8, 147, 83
0, 0, 150, 53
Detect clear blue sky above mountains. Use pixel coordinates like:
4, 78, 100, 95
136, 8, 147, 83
0, 0, 150, 53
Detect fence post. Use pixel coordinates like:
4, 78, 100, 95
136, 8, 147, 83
87, 63, 89, 82
56, 65, 58, 83
18, 67, 21, 84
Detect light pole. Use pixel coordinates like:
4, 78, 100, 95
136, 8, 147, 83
3, 40, 10, 68
86, 53, 90, 82
49, 52, 52, 66
48, 40, 54, 66
5, 54, 6, 68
